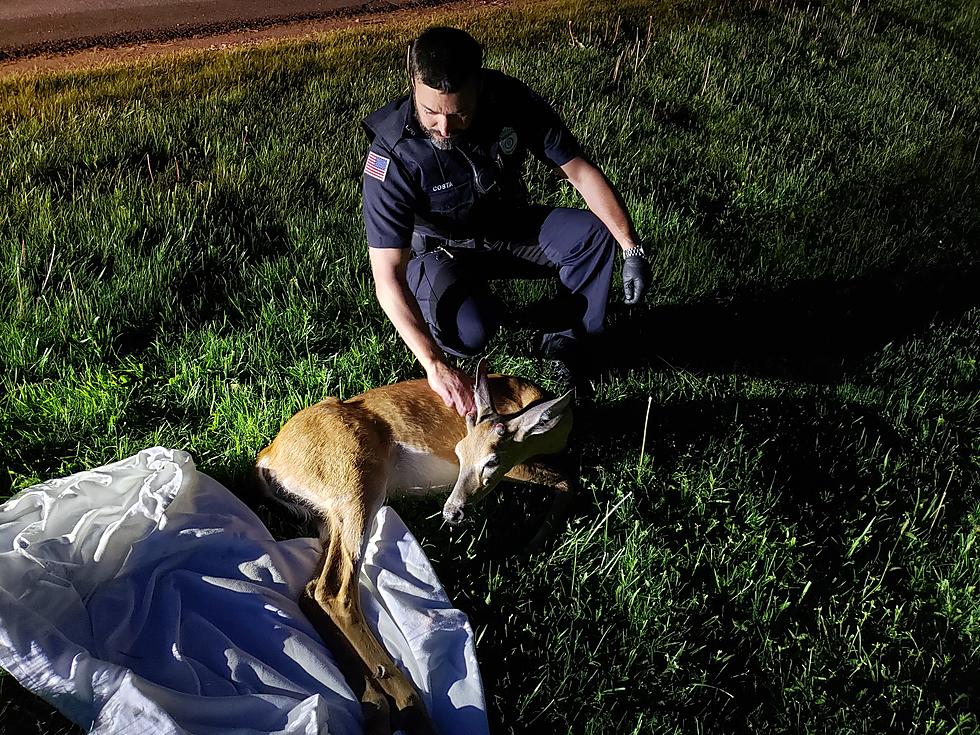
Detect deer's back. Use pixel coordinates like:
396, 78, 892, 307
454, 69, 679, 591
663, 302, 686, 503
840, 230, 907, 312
256, 374, 549, 494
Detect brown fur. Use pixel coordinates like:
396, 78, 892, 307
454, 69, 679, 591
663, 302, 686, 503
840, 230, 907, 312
255, 370, 574, 735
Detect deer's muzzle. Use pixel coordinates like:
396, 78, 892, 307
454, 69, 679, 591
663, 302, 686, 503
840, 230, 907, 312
442, 503, 465, 526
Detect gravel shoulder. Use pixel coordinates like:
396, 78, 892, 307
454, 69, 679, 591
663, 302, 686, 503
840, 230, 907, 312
0, 0, 513, 77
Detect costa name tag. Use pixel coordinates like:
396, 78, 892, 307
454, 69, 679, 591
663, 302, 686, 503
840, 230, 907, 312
364, 151, 390, 182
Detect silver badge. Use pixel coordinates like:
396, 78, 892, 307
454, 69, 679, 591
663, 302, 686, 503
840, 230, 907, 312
499, 127, 518, 155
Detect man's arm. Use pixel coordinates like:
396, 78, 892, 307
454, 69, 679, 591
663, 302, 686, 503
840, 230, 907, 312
369, 246, 475, 416
559, 155, 641, 252
560, 155, 650, 305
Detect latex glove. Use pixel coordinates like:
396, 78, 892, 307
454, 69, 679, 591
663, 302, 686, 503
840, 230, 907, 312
622, 254, 651, 305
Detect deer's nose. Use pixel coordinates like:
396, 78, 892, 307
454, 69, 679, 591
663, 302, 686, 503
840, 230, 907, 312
443, 505, 465, 526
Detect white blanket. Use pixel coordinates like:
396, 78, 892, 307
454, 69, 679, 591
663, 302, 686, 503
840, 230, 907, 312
0, 447, 489, 735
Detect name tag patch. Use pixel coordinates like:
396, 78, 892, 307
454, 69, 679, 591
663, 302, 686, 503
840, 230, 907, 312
364, 151, 390, 182
432, 181, 454, 192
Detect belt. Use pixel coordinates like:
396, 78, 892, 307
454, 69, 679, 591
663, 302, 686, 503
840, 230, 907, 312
411, 232, 480, 256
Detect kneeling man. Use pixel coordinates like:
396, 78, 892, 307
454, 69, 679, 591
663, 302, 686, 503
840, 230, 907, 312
363, 26, 650, 415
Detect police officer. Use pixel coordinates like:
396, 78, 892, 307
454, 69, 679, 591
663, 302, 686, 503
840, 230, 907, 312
363, 26, 650, 416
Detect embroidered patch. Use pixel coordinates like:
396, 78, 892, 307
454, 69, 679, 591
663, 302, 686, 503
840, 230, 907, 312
499, 127, 518, 155
364, 151, 390, 182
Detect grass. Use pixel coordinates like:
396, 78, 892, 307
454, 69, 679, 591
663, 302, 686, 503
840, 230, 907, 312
1, 0, 979, 731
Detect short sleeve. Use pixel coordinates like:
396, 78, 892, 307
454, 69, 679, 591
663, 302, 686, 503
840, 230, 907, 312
518, 85, 582, 168
362, 146, 417, 249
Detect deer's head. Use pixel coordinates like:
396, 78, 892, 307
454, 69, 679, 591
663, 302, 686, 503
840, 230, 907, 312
442, 361, 573, 526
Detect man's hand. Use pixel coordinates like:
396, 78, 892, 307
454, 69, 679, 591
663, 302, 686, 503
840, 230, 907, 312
622, 253, 651, 305
559, 156, 649, 305
427, 361, 476, 417
370, 247, 476, 413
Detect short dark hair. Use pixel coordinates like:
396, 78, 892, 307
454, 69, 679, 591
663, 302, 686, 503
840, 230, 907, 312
409, 27, 483, 92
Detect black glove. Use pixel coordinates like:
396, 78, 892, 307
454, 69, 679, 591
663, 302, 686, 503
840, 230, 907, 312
622, 254, 650, 305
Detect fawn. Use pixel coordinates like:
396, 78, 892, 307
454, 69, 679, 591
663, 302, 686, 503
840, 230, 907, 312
254, 360, 575, 734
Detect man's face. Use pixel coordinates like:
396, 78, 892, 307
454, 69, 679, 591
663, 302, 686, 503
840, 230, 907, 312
412, 76, 479, 150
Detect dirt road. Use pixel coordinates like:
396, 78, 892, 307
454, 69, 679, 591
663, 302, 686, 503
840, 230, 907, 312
0, 0, 508, 76
0, 0, 435, 57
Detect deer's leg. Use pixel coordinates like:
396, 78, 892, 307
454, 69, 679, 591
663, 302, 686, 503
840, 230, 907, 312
306, 498, 437, 735
504, 459, 578, 552
298, 562, 391, 735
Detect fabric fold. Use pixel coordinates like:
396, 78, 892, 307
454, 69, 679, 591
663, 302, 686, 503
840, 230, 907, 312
0, 447, 489, 735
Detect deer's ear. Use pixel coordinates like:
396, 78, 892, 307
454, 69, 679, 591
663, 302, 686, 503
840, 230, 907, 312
512, 390, 573, 440
473, 359, 497, 422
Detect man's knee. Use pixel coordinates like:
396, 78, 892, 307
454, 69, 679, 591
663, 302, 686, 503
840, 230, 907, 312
454, 300, 495, 355
544, 208, 616, 267
435, 294, 499, 357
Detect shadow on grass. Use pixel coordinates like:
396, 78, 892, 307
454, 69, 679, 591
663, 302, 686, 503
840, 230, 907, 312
0, 676, 82, 735
561, 391, 978, 731
601, 262, 980, 383
114, 185, 291, 357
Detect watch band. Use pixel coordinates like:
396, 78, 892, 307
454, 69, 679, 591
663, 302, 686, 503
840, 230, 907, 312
622, 245, 645, 259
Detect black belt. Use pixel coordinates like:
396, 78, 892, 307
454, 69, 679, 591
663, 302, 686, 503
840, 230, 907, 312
411, 232, 480, 256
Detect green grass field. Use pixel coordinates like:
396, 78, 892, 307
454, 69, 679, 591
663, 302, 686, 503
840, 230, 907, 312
2, 0, 979, 731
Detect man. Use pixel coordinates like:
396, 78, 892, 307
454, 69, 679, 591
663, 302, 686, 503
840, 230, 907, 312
362, 26, 649, 416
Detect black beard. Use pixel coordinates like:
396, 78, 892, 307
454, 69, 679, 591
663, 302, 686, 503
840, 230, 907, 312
412, 102, 458, 150
427, 131, 456, 150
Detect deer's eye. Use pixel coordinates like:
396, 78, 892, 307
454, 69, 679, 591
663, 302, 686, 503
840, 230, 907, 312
484, 455, 499, 471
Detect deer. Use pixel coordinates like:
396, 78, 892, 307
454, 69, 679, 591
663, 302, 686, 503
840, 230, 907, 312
254, 360, 575, 735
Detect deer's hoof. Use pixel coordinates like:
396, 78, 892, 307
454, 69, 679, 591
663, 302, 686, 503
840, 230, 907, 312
394, 699, 438, 735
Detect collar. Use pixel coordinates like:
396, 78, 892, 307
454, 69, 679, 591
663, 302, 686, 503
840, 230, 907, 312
402, 95, 424, 138
362, 93, 421, 150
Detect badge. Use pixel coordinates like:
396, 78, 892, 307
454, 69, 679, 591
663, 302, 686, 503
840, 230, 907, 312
364, 150, 390, 182
498, 127, 518, 155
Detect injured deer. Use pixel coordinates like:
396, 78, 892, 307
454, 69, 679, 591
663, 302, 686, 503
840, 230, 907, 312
254, 360, 575, 735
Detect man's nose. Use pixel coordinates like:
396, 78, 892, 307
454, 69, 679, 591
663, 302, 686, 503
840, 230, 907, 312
433, 115, 450, 137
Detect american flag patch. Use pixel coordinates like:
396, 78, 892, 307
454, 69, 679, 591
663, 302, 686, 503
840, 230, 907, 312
364, 151, 390, 182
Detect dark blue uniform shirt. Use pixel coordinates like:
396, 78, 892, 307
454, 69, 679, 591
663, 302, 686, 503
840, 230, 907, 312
361, 70, 582, 248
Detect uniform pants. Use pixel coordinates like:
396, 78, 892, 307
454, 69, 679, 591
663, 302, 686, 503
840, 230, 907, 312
405, 206, 617, 358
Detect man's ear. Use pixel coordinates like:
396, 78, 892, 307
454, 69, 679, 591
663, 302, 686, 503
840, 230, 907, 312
511, 391, 573, 440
